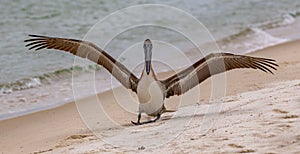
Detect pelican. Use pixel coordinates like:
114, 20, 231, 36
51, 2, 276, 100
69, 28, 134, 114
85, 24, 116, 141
24, 35, 278, 125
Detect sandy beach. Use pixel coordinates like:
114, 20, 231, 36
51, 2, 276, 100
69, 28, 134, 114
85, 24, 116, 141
1, 39, 300, 153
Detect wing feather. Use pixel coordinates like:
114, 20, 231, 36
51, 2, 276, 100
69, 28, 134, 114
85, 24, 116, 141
24, 35, 139, 93
162, 53, 278, 98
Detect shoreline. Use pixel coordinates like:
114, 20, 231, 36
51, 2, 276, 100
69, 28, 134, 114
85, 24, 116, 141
1, 39, 300, 153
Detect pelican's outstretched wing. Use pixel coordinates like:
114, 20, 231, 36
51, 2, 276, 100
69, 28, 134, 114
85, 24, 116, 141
25, 35, 139, 93
162, 53, 278, 98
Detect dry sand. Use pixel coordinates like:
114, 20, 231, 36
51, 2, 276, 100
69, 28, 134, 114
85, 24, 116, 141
1, 40, 300, 153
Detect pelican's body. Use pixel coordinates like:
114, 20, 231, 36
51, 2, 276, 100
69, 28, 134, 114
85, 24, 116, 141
25, 35, 278, 125
138, 72, 164, 116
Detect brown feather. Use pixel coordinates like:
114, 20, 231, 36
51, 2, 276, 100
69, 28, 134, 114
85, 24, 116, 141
162, 53, 277, 98
24, 35, 139, 93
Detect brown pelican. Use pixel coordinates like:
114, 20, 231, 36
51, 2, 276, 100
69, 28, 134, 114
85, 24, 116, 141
24, 35, 278, 125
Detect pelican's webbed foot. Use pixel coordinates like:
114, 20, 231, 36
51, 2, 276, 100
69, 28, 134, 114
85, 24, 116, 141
131, 114, 161, 125
131, 121, 142, 125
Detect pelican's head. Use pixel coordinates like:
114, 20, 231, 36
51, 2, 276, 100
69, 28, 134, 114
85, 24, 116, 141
143, 39, 152, 75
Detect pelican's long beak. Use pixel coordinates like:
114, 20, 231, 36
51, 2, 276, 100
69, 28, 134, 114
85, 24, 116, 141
144, 39, 152, 75
145, 60, 151, 75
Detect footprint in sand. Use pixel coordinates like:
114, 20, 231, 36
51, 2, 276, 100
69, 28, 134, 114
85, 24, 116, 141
277, 124, 291, 128
272, 109, 299, 119
32, 148, 53, 154
282, 115, 299, 119
272, 108, 289, 114
54, 134, 94, 149
238, 149, 256, 153
66, 134, 93, 140
228, 143, 244, 148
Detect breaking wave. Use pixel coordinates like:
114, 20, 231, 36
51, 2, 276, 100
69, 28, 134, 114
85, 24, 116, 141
218, 27, 288, 54
0, 64, 101, 94
216, 13, 298, 53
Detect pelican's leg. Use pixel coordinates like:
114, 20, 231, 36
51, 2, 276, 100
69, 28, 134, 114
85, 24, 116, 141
131, 113, 142, 125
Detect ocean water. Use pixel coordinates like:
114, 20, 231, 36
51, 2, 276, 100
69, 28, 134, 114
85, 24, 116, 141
1, 0, 300, 120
